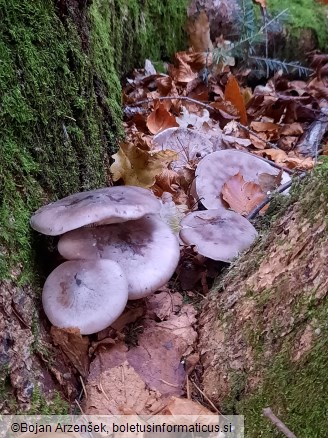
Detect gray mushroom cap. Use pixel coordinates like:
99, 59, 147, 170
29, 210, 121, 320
58, 215, 180, 299
179, 209, 258, 262
195, 150, 291, 209
30, 186, 161, 236
42, 259, 128, 335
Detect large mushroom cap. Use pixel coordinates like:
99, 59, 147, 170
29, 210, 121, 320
195, 150, 291, 209
42, 259, 128, 334
179, 209, 258, 262
58, 215, 180, 299
30, 186, 161, 235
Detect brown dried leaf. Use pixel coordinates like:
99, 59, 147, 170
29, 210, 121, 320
51, 326, 89, 378
257, 149, 314, 170
160, 396, 215, 415
156, 76, 176, 96
258, 170, 283, 193
249, 132, 267, 149
222, 172, 266, 216
110, 142, 178, 187
147, 102, 178, 134
225, 75, 248, 125
250, 121, 279, 132
279, 123, 304, 136
278, 136, 298, 151
84, 293, 197, 415
169, 54, 198, 83
154, 168, 181, 195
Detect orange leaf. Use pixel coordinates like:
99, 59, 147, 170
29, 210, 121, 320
222, 172, 266, 216
146, 102, 179, 134
224, 75, 248, 125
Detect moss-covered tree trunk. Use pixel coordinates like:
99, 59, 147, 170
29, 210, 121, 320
0, 0, 187, 412
199, 166, 328, 437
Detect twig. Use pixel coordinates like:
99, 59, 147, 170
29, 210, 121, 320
254, 154, 294, 175
75, 398, 85, 415
186, 375, 191, 399
263, 407, 298, 438
79, 375, 88, 400
190, 379, 221, 414
127, 96, 283, 152
159, 379, 180, 388
237, 122, 279, 149
246, 172, 307, 220
127, 95, 216, 113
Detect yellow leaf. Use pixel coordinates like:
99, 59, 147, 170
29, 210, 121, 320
110, 143, 178, 188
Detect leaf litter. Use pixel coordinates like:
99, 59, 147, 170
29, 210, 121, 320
53, 12, 328, 417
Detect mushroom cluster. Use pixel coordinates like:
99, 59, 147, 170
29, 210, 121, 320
30, 186, 180, 334
178, 149, 291, 261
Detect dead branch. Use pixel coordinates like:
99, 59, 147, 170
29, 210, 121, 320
247, 172, 307, 220
296, 107, 328, 159
263, 407, 298, 438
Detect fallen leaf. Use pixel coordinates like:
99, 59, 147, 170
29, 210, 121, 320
111, 305, 145, 332
160, 396, 215, 415
224, 75, 248, 125
147, 102, 178, 134
51, 326, 90, 378
154, 168, 181, 194
84, 293, 197, 415
222, 172, 266, 216
156, 76, 176, 96
169, 53, 198, 83
258, 170, 283, 193
222, 134, 252, 148
249, 132, 268, 149
279, 123, 303, 136
256, 149, 314, 169
250, 121, 279, 132
176, 107, 210, 129
110, 142, 178, 187
278, 136, 298, 151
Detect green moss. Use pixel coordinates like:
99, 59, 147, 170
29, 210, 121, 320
0, 366, 18, 412
0, 0, 187, 283
237, 306, 328, 437
267, 0, 328, 49
27, 387, 69, 415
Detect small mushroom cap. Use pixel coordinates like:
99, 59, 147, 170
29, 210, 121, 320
179, 209, 258, 262
58, 215, 180, 299
30, 186, 161, 235
195, 150, 291, 209
153, 127, 215, 172
42, 259, 128, 335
